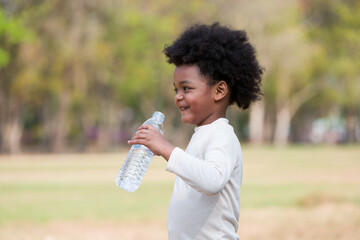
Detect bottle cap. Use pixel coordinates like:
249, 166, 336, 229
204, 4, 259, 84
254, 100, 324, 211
152, 111, 165, 122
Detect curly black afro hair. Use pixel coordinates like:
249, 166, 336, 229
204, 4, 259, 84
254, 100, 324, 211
163, 22, 263, 110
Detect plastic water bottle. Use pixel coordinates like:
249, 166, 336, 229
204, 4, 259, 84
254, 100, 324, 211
116, 111, 165, 192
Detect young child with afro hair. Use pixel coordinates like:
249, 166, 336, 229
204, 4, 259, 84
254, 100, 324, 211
128, 22, 263, 239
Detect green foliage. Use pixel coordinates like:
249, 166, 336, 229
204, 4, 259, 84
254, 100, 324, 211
303, 0, 360, 107
1, 0, 359, 152
0, 8, 33, 67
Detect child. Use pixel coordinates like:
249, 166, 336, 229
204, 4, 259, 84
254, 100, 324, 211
128, 22, 263, 240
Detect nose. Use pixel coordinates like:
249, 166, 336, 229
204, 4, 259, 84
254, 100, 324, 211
174, 91, 183, 102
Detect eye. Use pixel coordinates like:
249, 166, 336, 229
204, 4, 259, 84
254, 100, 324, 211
183, 86, 190, 92
174, 87, 178, 94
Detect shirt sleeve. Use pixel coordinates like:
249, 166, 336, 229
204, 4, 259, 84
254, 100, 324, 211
166, 129, 238, 195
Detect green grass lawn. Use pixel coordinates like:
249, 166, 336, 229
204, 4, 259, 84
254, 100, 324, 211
0, 145, 359, 224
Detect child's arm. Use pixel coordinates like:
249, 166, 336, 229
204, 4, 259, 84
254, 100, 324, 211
166, 129, 241, 195
128, 124, 175, 161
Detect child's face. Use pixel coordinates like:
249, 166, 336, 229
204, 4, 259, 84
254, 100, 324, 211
173, 65, 217, 126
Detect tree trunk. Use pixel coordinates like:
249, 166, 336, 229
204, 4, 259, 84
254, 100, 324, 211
249, 100, 265, 144
274, 82, 320, 145
95, 102, 119, 151
52, 93, 70, 153
345, 106, 357, 143
263, 115, 274, 143
1, 110, 23, 154
274, 104, 291, 145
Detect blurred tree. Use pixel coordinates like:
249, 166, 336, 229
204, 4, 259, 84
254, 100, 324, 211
0, 0, 220, 153
301, 0, 360, 143
219, 0, 323, 145
93, 0, 221, 149
11, 0, 106, 152
0, 6, 34, 153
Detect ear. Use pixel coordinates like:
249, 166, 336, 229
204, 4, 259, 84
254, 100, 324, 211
214, 81, 229, 102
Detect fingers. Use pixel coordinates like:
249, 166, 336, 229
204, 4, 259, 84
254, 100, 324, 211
128, 124, 160, 146
127, 139, 142, 145
128, 131, 148, 145
135, 125, 159, 138
131, 131, 147, 141
138, 124, 155, 131
128, 126, 152, 143
138, 125, 148, 130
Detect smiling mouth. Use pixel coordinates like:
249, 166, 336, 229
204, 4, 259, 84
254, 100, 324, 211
179, 106, 189, 112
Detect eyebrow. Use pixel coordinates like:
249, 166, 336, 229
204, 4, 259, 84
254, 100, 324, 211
174, 80, 192, 86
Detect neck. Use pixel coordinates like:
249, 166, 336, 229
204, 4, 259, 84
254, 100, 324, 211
197, 106, 228, 127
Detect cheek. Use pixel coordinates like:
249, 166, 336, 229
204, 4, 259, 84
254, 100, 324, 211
187, 93, 203, 107
174, 93, 179, 105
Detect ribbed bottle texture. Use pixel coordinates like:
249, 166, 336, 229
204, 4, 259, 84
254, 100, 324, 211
116, 112, 165, 192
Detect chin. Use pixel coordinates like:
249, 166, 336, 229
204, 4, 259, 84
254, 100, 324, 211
181, 116, 193, 125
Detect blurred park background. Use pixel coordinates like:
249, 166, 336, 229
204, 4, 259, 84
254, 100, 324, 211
1, 0, 360, 153
1, 0, 360, 239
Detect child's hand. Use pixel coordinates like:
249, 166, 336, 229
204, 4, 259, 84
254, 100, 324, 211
128, 124, 175, 161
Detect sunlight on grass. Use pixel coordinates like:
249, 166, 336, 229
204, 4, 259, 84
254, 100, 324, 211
0, 146, 359, 225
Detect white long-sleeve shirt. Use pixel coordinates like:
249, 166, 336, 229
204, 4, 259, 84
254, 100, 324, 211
166, 118, 242, 240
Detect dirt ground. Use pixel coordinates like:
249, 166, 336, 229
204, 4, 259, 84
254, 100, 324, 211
1, 203, 359, 240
